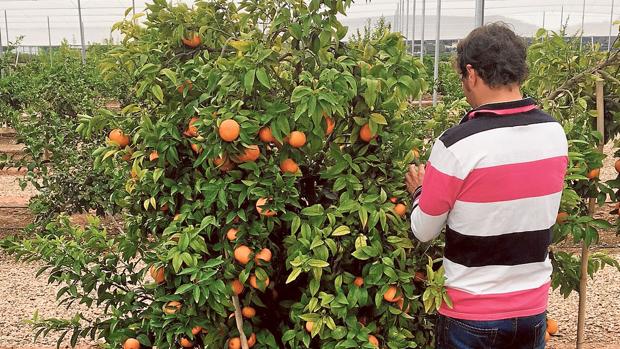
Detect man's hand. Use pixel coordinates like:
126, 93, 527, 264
405, 164, 425, 194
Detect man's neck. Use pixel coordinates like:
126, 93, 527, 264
474, 86, 523, 109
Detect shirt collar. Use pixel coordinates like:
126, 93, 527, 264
462, 97, 538, 123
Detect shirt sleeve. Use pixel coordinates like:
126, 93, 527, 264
410, 139, 466, 242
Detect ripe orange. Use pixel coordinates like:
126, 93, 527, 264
247, 333, 256, 347
390, 197, 398, 204
547, 318, 558, 335
249, 274, 270, 289
359, 123, 374, 143
163, 301, 182, 315
305, 321, 314, 333
230, 279, 244, 295
412, 148, 420, 159
190, 143, 202, 154
353, 276, 364, 287
228, 337, 241, 349
383, 285, 402, 303
179, 337, 193, 348
109, 129, 130, 148
586, 168, 600, 180
123, 338, 141, 349
615, 159, 620, 173
280, 158, 299, 174
160, 203, 169, 212
242, 306, 256, 318
235, 145, 260, 162
254, 248, 273, 265
191, 326, 203, 335
182, 34, 201, 48
287, 131, 306, 148
397, 298, 411, 313
226, 228, 238, 241
325, 116, 335, 135
393, 203, 407, 217
556, 212, 569, 225
219, 119, 240, 142
256, 197, 277, 217
149, 151, 159, 161
185, 117, 200, 137
259, 127, 275, 143
368, 334, 379, 347
149, 265, 165, 284
233, 245, 252, 265
214, 155, 236, 172
177, 79, 193, 94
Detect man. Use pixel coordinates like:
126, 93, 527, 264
405, 23, 568, 349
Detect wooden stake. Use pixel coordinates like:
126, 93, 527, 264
232, 295, 250, 349
577, 78, 605, 348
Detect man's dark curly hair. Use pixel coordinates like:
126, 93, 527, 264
456, 22, 529, 87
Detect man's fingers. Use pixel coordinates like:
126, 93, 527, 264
408, 164, 418, 176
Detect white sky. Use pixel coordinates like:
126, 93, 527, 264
0, 0, 618, 45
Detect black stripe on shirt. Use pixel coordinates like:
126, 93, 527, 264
439, 110, 558, 148
444, 226, 551, 267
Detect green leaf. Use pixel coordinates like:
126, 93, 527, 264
256, 68, 272, 89
244, 69, 256, 93
151, 84, 164, 103
370, 112, 387, 125
331, 225, 350, 236
286, 268, 302, 284
308, 259, 329, 268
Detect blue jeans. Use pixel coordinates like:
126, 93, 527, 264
436, 312, 547, 349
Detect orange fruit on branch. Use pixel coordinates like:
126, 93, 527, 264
109, 129, 130, 148
249, 274, 269, 290
149, 151, 159, 161
190, 143, 203, 154
235, 145, 260, 162
191, 326, 203, 335
226, 228, 239, 241
228, 337, 241, 349
390, 197, 398, 204
305, 321, 314, 333
185, 117, 200, 137
287, 131, 306, 148
256, 197, 277, 217
219, 119, 240, 142
586, 168, 600, 180
149, 265, 165, 284
383, 285, 402, 303
123, 338, 141, 349
393, 203, 407, 217
247, 333, 256, 347
163, 300, 182, 315
555, 212, 569, 225
254, 248, 273, 265
182, 34, 202, 48
325, 116, 335, 135
368, 334, 379, 347
242, 306, 256, 318
179, 337, 193, 348
259, 127, 275, 143
233, 245, 252, 265
230, 279, 244, 295
214, 155, 236, 172
615, 159, 620, 173
280, 158, 299, 174
547, 318, 558, 335
177, 79, 193, 94
359, 123, 375, 143
353, 276, 364, 287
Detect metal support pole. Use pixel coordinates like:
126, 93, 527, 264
542, 11, 546, 29
609, 0, 616, 51
4, 11, 8, 45
132, 0, 136, 18
400, 0, 405, 33
475, 0, 485, 27
395, 1, 400, 32
47, 16, 52, 66
77, 0, 86, 64
412, 0, 416, 54
0, 18, 3, 56
419, 0, 426, 104
432, 0, 441, 106
580, 0, 586, 49
406, 0, 410, 47
560, 5, 564, 30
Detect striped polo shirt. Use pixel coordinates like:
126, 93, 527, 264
410, 98, 568, 321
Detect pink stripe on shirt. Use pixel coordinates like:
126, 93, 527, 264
439, 281, 550, 321
419, 162, 464, 216
458, 156, 568, 203
468, 104, 539, 119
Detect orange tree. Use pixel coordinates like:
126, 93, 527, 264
3, 0, 446, 348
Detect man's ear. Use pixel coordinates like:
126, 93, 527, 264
466, 64, 477, 86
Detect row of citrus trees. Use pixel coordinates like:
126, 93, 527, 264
1, 2, 620, 349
